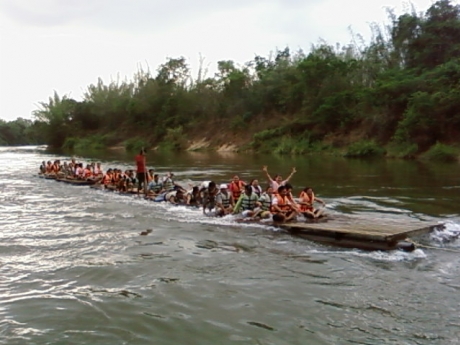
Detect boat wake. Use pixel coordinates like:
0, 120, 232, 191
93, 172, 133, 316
429, 220, 460, 245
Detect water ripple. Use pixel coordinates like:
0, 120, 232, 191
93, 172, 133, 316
0, 147, 459, 345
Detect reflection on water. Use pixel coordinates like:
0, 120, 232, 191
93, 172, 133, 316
0, 146, 459, 345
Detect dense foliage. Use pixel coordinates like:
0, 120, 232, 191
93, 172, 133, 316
15, 1, 460, 156
0, 118, 45, 146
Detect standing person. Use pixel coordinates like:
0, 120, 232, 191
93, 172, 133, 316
135, 148, 147, 194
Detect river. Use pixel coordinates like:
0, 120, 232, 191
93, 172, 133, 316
1, 146, 459, 345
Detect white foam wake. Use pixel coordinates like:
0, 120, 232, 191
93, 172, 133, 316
430, 220, 460, 245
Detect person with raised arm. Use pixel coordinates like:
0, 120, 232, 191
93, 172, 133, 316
262, 165, 297, 192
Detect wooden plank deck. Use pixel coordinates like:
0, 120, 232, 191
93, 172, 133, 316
279, 216, 441, 244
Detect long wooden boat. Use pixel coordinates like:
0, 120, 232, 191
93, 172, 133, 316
38, 173, 98, 185
56, 177, 98, 186
38, 173, 57, 180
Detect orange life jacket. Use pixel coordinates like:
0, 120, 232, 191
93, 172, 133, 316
102, 174, 112, 185
299, 191, 315, 212
271, 195, 291, 213
230, 181, 244, 200
84, 168, 92, 178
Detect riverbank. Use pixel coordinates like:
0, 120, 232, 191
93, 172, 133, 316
61, 128, 460, 163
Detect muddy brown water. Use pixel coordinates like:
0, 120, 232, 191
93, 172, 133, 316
1, 146, 460, 345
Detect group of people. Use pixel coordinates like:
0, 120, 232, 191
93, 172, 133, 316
133, 149, 326, 222
197, 169, 326, 222
39, 159, 103, 181
38, 150, 327, 223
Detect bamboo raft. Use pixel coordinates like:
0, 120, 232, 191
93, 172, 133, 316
39, 173, 443, 252
279, 217, 442, 251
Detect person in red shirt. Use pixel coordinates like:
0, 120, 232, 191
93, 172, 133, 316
135, 149, 147, 194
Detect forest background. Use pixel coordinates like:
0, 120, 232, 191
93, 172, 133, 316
1, 0, 459, 161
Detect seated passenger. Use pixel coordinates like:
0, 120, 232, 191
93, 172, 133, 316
250, 179, 263, 197
45, 161, 53, 174
39, 161, 46, 174
215, 184, 234, 216
147, 174, 164, 196
202, 181, 219, 216
186, 186, 202, 206
101, 169, 113, 186
75, 163, 84, 179
125, 170, 137, 191
233, 185, 259, 217
166, 188, 187, 205
163, 172, 185, 191
229, 175, 245, 200
271, 185, 299, 223
52, 160, 61, 175
252, 186, 274, 219
83, 164, 93, 179
61, 162, 70, 176
116, 171, 128, 192
93, 162, 103, 177
284, 183, 301, 212
299, 187, 326, 219
147, 169, 155, 183
163, 172, 178, 192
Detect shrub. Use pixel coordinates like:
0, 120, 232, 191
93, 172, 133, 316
62, 137, 77, 150
344, 140, 385, 158
421, 143, 458, 162
229, 115, 247, 131
386, 142, 418, 159
124, 137, 149, 152
273, 136, 310, 155
158, 126, 187, 151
